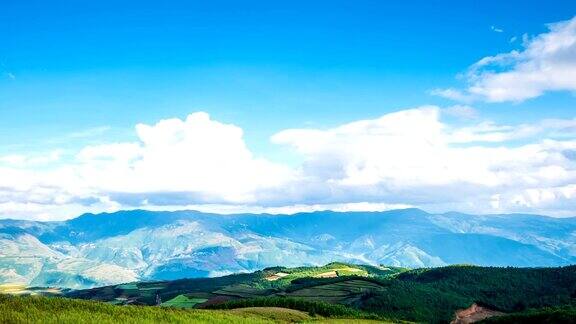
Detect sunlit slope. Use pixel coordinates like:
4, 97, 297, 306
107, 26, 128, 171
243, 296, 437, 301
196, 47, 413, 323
67, 263, 576, 323
0, 295, 393, 324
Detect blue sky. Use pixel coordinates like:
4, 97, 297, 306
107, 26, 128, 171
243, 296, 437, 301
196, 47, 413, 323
2, 1, 574, 149
1, 1, 576, 220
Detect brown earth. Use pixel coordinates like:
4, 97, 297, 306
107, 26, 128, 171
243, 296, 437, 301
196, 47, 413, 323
314, 271, 338, 278
451, 303, 505, 324
265, 272, 289, 281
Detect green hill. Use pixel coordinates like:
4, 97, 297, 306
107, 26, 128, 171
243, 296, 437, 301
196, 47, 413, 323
480, 305, 576, 323
0, 294, 391, 324
4, 263, 576, 323
359, 265, 576, 322
0, 294, 293, 324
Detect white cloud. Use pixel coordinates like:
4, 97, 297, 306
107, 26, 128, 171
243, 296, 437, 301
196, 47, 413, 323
77, 143, 142, 163
1, 108, 576, 220
442, 105, 479, 119
0, 151, 62, 167
74, 112, 294, 204
435, 16, 576, 102
273, 106, 576, 215
0, 112, 295, 220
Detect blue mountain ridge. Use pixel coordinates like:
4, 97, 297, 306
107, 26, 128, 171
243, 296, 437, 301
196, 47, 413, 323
0, 208, 574, 288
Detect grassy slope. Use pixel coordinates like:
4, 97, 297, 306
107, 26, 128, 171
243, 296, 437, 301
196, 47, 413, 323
13, 263, 576, 323
0, 294, 275, 324
0, 295, 389, 324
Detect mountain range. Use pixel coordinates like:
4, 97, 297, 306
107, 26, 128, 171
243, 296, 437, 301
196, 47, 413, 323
1, 208, 575, 289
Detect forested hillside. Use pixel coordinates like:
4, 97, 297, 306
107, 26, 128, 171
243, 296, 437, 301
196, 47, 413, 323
58, 263, 576, 323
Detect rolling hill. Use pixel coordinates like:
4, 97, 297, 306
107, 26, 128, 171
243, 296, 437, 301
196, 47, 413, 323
1, 294, 388, 324
6, 262, 575, 323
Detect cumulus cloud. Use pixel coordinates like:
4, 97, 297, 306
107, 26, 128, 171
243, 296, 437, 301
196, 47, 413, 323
435, 16, 576, 102
273, 106, 576, 215
1, 108, 576, 220
76, 112, 293, 202
0, 112, 293, 220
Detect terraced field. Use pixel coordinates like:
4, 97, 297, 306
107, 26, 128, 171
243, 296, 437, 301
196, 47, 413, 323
214, 284, 273, 298
282, 279, 384, 305
63, 262, 394, 308
264, 263, 375, 285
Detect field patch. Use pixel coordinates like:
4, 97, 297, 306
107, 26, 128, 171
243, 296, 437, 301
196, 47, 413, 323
265, 272, 289, 281
115, 283, 138, 290
315, 271, 338, 278
229, 307, 311, 322
214, 284, 270, 298
335, 268, 367, 277
283, 279, 383, 304
161, 294, 207, 308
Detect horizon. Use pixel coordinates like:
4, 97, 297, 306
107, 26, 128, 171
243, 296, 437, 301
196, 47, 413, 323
6, 206, 574, 223
2, 1, 576, 221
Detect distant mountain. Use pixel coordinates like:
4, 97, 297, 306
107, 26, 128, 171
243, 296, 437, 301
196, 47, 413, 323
1, 208, 575, 288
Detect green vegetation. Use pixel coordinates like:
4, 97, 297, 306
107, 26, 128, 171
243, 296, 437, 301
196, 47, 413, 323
256, 262, 403, 290
207, 296, 382, 320
480, 306, 576, 323
116, 283, 138, 290
282, 279, 385, 305
65, 262, 401, 307
248, 265, 576, 323
358, 265, 576, 323
0, 295, 390, 323
229, 307, 312, 322
6, 263, 576, 323
0, 294, 275, 323
335, 268, 367, 276
161, 294, 207, 308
